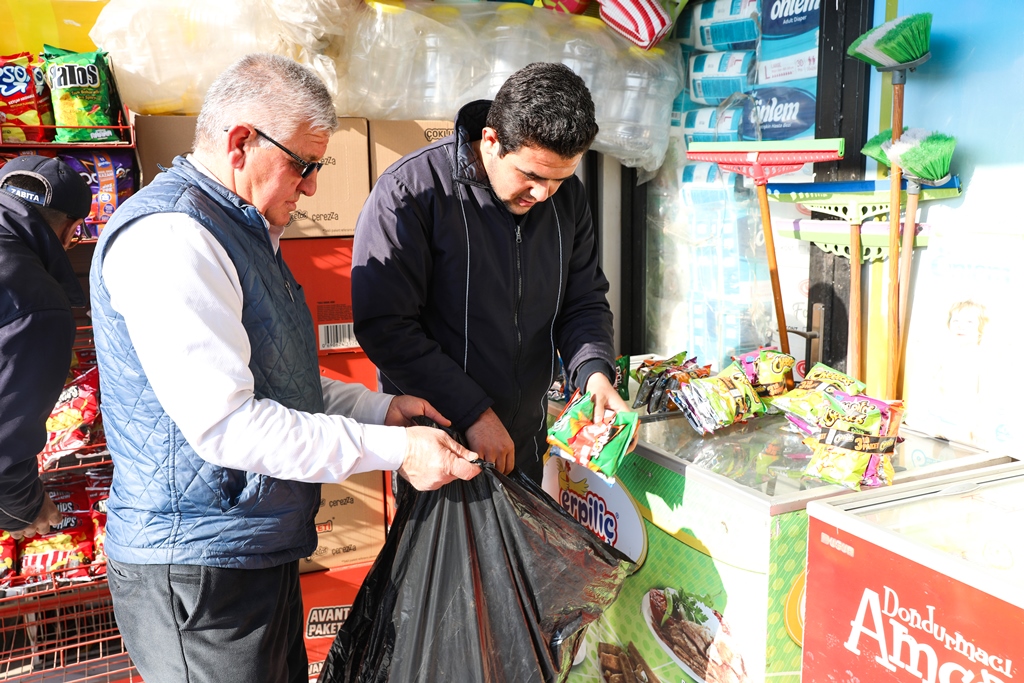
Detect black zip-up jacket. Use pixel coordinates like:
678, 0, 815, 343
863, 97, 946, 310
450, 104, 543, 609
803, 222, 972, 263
352, 101, 615, 481
0, 192, 83, 531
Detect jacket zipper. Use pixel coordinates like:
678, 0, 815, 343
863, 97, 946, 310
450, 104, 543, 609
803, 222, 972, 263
510, 220, 524, 428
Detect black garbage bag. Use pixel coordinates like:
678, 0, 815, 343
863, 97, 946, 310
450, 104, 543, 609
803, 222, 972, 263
318, 463, 634, 683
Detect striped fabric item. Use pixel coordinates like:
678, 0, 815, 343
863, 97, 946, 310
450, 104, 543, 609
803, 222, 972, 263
598, 0, 672, 49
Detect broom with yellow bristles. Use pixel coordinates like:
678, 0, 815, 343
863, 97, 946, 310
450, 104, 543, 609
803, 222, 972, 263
848, 12, 933, 399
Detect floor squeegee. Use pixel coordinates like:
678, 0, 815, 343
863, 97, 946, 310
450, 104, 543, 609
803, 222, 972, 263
686, 140, 845, 356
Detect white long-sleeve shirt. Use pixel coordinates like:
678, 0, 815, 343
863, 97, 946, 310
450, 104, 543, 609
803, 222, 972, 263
101, 157, 407, 483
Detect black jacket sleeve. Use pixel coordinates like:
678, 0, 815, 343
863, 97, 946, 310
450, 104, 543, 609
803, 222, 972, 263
352, 173, 493, 432
554, 182, 617, 391
0, 310, 74, 531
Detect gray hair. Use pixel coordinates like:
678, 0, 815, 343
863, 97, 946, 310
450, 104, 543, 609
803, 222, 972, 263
194, 53, 338, 154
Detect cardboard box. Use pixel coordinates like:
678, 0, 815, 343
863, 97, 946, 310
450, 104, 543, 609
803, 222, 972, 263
320, 351, 378, 392
283, 118, 370, 239
279, 236, 361, 356
368, 119, 453, 185
299, 471, 386, 574
300, 562, 373, 681
132, 113, 197, 186
132, 114, 370, 238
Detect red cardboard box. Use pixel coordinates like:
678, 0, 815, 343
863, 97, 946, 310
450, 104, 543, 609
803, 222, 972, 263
300, 562, 373, 681
279, 237, 359, 357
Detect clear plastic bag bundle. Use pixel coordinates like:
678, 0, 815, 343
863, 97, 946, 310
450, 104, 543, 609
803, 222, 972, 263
318, 464, 634, 683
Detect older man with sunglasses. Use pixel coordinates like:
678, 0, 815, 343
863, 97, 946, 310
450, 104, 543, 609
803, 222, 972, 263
89, 54, 480, 683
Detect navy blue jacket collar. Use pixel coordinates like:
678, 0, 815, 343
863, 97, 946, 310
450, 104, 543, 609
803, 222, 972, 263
0, 192, 84, 307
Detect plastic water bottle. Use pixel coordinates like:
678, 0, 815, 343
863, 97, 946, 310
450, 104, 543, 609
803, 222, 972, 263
409, 6, 479, 120
347, 0, 416, 118
596, 46, 680, 169
556, 16, 621, 124
478, 4, 551, 99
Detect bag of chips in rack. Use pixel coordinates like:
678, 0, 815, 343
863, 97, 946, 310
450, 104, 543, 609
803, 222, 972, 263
18, 475, 94, 580
0, 531, 16, 584
43, 48, 119, 143
39, 367, 101, 470
0, 52, 49, 142
59, 150, 135, 236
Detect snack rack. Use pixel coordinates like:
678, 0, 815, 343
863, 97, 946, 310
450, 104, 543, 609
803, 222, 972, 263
0, 569, 138, 682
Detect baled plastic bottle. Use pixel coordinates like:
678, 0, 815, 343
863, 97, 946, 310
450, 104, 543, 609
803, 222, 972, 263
555, 15, 621, 124
594, 46, 681, 172
478, 4, 551, 99
409, 5, 479, 120
346, 0, 416, 119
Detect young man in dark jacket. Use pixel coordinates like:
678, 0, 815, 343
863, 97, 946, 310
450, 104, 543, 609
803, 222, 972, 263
353, 62, 632, 483
0, 155, 92, 538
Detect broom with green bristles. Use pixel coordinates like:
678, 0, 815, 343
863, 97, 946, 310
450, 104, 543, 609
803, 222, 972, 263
848, 12, 933, 400
883, 129, 957, 395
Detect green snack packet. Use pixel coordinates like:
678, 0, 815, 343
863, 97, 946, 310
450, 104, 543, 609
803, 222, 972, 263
45, 49, 118, 143
547, 390, 638, 480
614, 355, 630, 401
690, 361, 765, 429
819, 392, 883, 436
771, 362, 865, 425
804, 436, 872, 491
756, 349, 795, 400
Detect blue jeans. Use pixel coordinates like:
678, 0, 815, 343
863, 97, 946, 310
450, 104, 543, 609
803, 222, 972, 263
107, 558, 307, 683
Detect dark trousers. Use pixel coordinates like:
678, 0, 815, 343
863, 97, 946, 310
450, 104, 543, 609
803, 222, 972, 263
107, 558, 307, 683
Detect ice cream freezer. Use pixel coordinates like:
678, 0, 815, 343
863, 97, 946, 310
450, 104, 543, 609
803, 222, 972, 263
802, 461, 1024, 683
548, 411, 1015, 683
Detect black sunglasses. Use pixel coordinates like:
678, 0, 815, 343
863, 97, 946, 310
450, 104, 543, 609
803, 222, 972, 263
252, 127, 324, 178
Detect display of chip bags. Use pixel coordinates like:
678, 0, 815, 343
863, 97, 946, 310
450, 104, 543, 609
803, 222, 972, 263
0, 52, 51, 142
547, 390, 639, 481
42, 48, 119, 143
59, 150, 135, 236
18, 475, 94, 580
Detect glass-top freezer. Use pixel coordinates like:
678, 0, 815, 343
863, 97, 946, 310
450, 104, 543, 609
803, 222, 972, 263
633, 411, 1010, 508
854, 474, 1024, 589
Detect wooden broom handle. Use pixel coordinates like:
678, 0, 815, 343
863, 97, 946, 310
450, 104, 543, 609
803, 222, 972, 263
848, 220, 862, 381
757, 184, 789, 355
897, 190, 920, 397
886, 82, 905, 400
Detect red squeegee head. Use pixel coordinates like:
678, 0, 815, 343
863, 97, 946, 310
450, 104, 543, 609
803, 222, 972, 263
684, 140, 845, 356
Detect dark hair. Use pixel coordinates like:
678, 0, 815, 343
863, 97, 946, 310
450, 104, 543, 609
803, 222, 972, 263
486, 62, 598, 159
2, 174, 75, 231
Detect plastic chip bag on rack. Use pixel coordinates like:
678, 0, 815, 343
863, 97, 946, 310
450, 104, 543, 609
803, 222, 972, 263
317, 463, 634, 683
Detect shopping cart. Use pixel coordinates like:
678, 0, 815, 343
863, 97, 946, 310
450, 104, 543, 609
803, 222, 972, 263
0, 568, 139, 682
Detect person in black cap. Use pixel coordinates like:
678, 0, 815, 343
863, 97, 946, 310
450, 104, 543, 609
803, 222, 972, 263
0, 154, 93, 539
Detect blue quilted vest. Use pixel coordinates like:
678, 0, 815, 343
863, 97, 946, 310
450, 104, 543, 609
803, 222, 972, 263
90, 157, 324, 569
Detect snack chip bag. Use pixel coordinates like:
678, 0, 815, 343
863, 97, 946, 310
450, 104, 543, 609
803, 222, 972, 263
860, 452, 896, 488
0, 531, 16, 583
819, 391, 884, 436
614, 355, 630, 401
770, 363, 865, 427
18, 475, 94, 579
43, 49, 119, 143
59, 150, 135, 236
548, 390, 639, 480
804, 428, 897, 491
0, 52, 48, 142
756, 349, 795, 400
40, 366, 100, 470
86, 469, 112, 575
